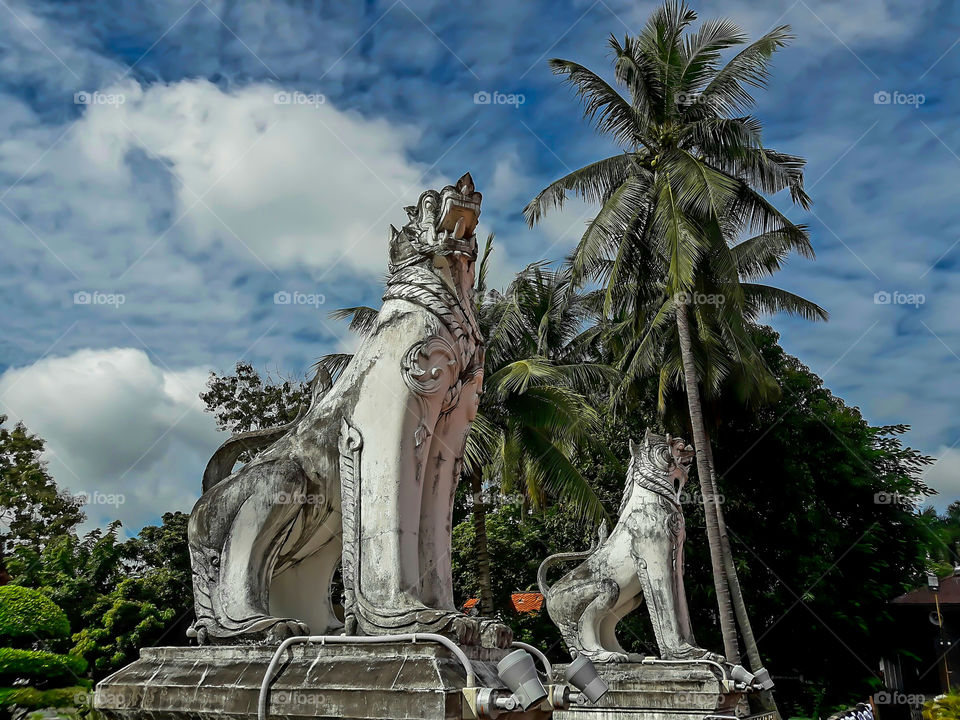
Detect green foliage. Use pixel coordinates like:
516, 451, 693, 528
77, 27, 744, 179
0, 416, 85, 581
924, 691, 960, 720
11, 513, 193, 680
468, 251, 614, 521
69, 513, 193, 677
0, 586, 70, 643
201, 363, 309, 434
583, 326, 936, 715
526, 1, 825, 411
0, 685, 90, 711
0, 586, 87, 718
0, 648, 86, 684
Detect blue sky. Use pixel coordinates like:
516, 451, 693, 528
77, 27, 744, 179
0, 0, 958, 531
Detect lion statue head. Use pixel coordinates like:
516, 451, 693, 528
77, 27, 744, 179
388, 172, 482, 274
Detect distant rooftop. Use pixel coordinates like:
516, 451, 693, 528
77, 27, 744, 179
891, 570, 960, 606
461, 592, 545, 614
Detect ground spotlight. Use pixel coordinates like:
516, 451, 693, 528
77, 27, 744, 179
496, 649, 548, 710
729, 664, 756, 687
565, 654, 609, 702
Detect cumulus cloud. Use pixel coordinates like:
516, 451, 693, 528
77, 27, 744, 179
4, 78, 443, 279
0, 348, 220, 532
2, 0, 958, 534
924, 446, 960, 511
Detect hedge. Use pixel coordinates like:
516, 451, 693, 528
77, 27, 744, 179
0, 586, 70, 641
923, 692, 960, 720
0, 647, 87, 683
0, 685, 90, 710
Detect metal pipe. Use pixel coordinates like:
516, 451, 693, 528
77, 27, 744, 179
510, 641, 552, 679
258, 634, 477, 720
640, 656, 729, 681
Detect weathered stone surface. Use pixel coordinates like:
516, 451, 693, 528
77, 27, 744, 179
552, 662, 745, 720
185, 172, 511, 649
538, 432, 717, 663
94, 643, 548, 720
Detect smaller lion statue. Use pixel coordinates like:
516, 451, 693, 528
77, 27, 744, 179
538, 431, 719, 663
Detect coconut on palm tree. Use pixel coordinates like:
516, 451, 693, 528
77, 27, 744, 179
525, 0, 826, 704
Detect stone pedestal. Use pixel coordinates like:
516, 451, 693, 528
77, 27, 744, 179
552, 662, 747, 720
94, 642, 549, 720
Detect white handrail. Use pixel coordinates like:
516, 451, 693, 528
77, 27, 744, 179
640, 656, 730, 681
258, 633, 477, 720
511, 641, 553, 679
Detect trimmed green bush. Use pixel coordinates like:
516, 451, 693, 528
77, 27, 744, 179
0, 586, 70, 641
0, 647, 87, 683
0, 684, 90, 710
923, 692, 960, 720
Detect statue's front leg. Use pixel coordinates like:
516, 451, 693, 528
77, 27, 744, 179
631, 500, 712, 660
345, 322, 475, 640
418, 368, 483, 609
188, 459, 311, 644
416, 370, 509, 648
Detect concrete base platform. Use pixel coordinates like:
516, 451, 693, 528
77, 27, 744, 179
552, 662, 747, 720
93, 642, 549, 720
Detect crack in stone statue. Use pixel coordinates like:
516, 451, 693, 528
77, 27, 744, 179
538, 431, 721, 663
187, 173, 512, 649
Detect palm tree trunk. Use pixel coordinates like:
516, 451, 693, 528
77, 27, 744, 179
700, 440, 780, 714
470, 467, 495, 615
675, 301, 740, 663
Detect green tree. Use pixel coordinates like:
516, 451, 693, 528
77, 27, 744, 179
526, 2, 826, 685
458, 326, 938, 716
701, 327, 935, 715
0, 585, 89, 719
921, 502, 960, 577
0, 417, 85, 584
71, 513, 193, 677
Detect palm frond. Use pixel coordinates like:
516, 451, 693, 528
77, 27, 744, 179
524, 154, 639, 226
328, 306, 379, 336
548, 58, 642, 148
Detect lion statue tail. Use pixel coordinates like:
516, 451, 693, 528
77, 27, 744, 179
537, 520, 607, 596
201, 367, 332, 492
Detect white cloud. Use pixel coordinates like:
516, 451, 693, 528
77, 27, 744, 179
924, 446, 960, 511
3, 78, 444, 280
0, 348, 220, 533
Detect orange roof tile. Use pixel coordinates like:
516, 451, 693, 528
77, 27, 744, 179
510, 592, 544, 614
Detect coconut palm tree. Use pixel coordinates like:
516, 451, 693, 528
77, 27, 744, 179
469, 241, 613, 518
525, 0, 826, 696
462, 241, 615, 612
